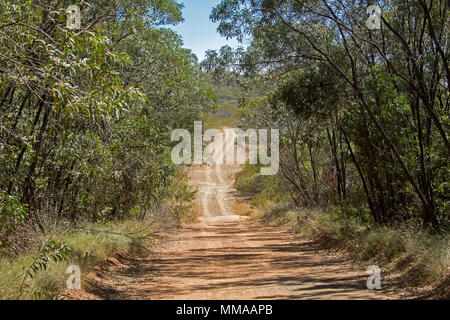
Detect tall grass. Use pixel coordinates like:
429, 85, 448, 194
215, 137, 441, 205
258, 204, 449, 297
236, 164, 449, 298
0, 216, 172, 300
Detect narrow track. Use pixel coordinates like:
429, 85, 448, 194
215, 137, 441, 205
73, 130, 399, 300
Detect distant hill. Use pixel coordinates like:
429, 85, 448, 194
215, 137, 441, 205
204, 75, 241, 128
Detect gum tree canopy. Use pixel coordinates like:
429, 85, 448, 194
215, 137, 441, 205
0, 0, 214, 242
204, 0, 449, 227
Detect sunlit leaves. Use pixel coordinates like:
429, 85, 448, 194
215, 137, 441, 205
0, 0, 214, 242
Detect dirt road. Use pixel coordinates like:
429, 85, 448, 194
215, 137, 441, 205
75, 130, 399, 300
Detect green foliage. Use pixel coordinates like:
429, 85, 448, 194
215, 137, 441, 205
205, 1, 449, 291
18, 240, 71, 299
235, 164, 290, 208
235, 165, 265, 194
274, 68, 343, 121
0, 1, 215, 301
0, 0, 214, 248
0, 192, 28, 248
207, 0, 449, 228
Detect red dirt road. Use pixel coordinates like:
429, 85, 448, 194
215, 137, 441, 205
71, 131, 400, 300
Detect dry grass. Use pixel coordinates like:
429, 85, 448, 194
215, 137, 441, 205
256, 204, 449, 299
233, 203, 256, 217
235, 163, 449, 298
0, 220, 142, 299
0, 204, 185, 300
187, 203, 202, 223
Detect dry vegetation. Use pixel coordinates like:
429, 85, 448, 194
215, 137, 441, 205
236, 165, 449, 299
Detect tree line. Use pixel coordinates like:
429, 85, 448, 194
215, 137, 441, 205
0, 0, 214, 248
202, 0, 449, 229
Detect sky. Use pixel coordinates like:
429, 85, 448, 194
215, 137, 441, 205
170, 0, 240, 62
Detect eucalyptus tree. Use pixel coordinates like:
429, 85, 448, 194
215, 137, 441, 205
206, 0, 449, 227
0, 0, 214, 246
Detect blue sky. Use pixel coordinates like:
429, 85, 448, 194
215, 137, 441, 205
170, 0, 240, 62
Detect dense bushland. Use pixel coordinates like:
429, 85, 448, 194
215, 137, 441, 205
204, 0, 449, 229
0, 0, 213, 298
0, 0, 213, 248
204, 0, 449, 294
